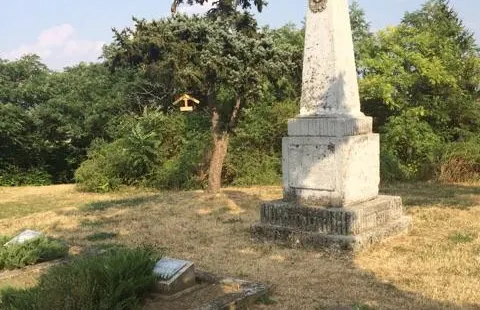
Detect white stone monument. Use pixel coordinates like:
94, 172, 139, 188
252, 0, 411, 250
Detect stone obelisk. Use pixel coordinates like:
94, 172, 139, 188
252, 0, 411, 250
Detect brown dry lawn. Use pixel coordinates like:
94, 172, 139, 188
1, 183, 480, 309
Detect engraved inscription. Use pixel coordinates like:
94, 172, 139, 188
288, 144, 336, 191
309, 0, 327, 13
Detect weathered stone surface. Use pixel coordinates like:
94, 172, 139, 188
4, 230, 43, 246
282, 134, 380, 207
300, 0, 362, 116
258, 196, 404, 235
154, 258, 196, 296
147, 270, 268, 309
288, 116, 372, 137
252, 197, 411, 251
195, 272, 268, 310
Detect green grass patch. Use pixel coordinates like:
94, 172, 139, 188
256, 295, 277, 305
79, 219, 104, 228
448, 232, 476, 244
85, 232, 117, 242
0, 247, 159, 310
0, 236, 68, 271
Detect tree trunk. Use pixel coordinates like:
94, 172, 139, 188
206, 98, 241, 194
207, 130, 229, 194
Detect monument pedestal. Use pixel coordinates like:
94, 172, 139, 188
252, 196, 411, 251
252, 116, 411, 250
282, 130, 379, 207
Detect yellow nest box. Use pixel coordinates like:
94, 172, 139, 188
173, 94, 200, 112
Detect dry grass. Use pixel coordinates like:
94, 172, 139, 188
1, 183, 480, 309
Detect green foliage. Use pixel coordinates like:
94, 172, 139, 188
174, 0, 266, 16
0, 236, 68, 270
76, 110, 210, 192
0, 104, 45, 181
0, 247, 158, 310
225, 100, 298, 185
448, 232, 476, 244
0, 165, 51, 186
108, 13, 298, 192
359, 0, 480, 181
381, 109, 442, 180
437, 136, 480, 182
0, 55, 52, 109
85, 232, 117, 242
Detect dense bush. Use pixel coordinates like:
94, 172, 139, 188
380, 110, 443, 181
0, 165, 52, 186
0, 247, 158, 310
437, 137, 480, 183
0, 236, 68, 270
75, 110, 210, 192
225, 100, 298, 186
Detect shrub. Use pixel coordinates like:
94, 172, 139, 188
0, 247, 158, 310
437, 137, 480, 183
380, 111, 442, 181
225, 151, 281, 186
74, 140, 125, 192
75, 111, 210, 192
0, 236, 68, 270
0, 165, 52, 186
225, 100, 297, 186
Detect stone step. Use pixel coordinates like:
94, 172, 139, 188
259, 196, 405, 236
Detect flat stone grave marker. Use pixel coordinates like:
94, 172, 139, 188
4, 230, 43, 246
153, 257, 196, 296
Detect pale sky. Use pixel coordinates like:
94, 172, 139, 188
0, 0, 478, 70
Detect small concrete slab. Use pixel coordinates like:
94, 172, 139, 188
195, 271, 269, 310
145, 270, 269, 310
154, 258, 196, 296
4, 230, 43, 246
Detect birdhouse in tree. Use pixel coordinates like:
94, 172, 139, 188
173, 94, 200, 112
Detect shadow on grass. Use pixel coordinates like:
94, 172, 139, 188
81, 195, 161, 212
33, 185, 480, 309
380, 182, 480, 208
85, 232, 117, 242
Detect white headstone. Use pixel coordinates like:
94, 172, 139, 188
154, 258, 189, 280
4, 230, 43, 246
154, 257, 196, 296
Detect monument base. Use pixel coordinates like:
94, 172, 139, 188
251, 196, 411, 251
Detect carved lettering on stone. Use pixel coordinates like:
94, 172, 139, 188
309, 0, 327, 13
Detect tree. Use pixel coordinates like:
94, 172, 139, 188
349, 1, 373, 69
171, 0, 266, 16
108, 14, 292, 193
0, 55, 53, 109
358, 0, 480, 179
32, 63, 137, 182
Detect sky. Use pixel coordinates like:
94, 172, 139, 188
0, 0, 478, 70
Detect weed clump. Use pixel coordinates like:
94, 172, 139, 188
0, 236, 68, 271
0, 247, 159, 310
